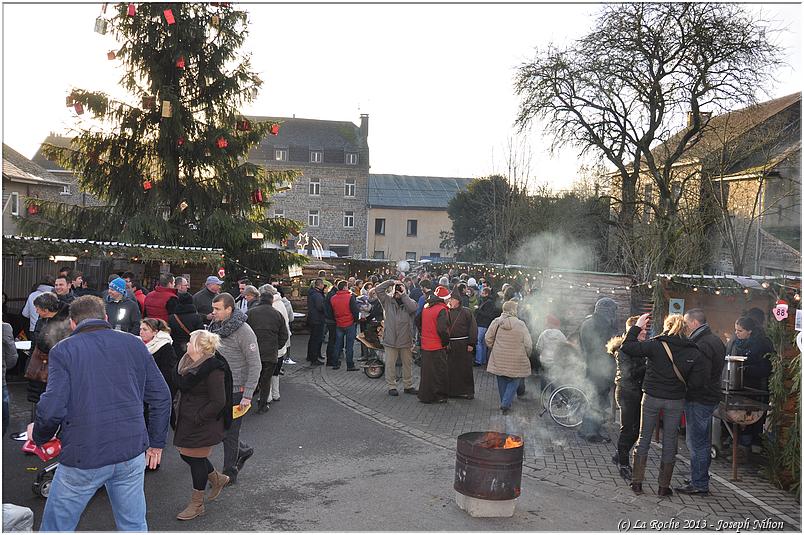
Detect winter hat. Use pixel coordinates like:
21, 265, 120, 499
502, 300, 518, 315
467, 277, 478, 288
438, 276, 449, 286
108, 277, 127, 295
434, 286, 450, 300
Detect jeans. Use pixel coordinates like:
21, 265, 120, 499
325, 323, 338, 365
496, 376, 523, 409
223, 392, 251, 477
333, 324, 357, 368
307, 323, 325, 362
475, 327, 488, 365
2, 385, 9, 436
685, 401, 717, 490
615, 387, 642, 465
41, 452, 147, 531
635, 394, 684, 463
385, 347, 413, 389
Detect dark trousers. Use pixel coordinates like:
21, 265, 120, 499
223, 392, 251, 477
579, 384, 611, 438
615, 386, 642, 465
307, 323, 325, 363
257, 362, 277, 407
325, 323, 337, 366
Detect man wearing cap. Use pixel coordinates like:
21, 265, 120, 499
194, 276, 223, 323
375, 279, 418, 396
143, 273, 178, 321
105, 277, 142, 335
415, 285, 451, 403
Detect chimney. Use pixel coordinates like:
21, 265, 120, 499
360, 114, 369, 141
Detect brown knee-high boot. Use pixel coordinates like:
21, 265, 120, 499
630, 452, 648, 494
657, 462, 675, 497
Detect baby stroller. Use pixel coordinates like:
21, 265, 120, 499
356, 320, 385, 378
22, 436, 61, 498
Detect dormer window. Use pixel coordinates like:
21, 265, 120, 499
346, 152, 358, 165
60, 185, 71, 196
310, 151, 322, 163
275, 149, 288, 161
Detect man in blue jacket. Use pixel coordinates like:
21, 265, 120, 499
29, 295, 171, 531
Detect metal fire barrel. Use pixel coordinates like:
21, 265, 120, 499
454, 432, 524, 501
723, 356, 746, 390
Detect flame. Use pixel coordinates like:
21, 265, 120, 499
503, 436, 523, 449
476, 432, 523, 449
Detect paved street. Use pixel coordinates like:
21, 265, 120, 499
2, 335, 800, 531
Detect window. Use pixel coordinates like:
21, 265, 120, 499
308, 177, 320, 196
308, 209, 319, 227
346, 152, 358, 165
373, 250, 385, 259
343, 210, 354, 228
374, 218, 385, 235
60, 185, 71, 196
273, 208, 284, 219
344, 178, 356, 197
406, 219, 418, 236
275, 149, 288, 161
310, 151, 322, 163
429, 252, 441, 258
9, 192, 19, 216
330, 245, 350, 258
406, 252, 417, 261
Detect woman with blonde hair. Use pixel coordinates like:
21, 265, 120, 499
621, 313, 709, 497
172, 330, 233, 520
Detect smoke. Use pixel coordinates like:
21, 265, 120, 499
512, 232, 594, 272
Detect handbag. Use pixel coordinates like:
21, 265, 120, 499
172, 314, 191, 336
24, 346, 49, 383
661, 341, 686, 386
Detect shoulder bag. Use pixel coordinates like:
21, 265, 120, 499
24, 346, 49, 383
172, 314, 191, 336
661, 341, 686, 386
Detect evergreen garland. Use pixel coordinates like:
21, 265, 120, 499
19, 3, 303, 273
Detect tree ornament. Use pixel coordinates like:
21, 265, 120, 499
218, 267, 226, 279
177, 137, 185, 146
163, 9, 175, 25
143, 180, 153, 191
107, 50, 116, 60
65, 94, 75, 107
237, 119, 251, 131
216, 137, 228, 149
175, 56, 185, 69
161, 101, 172, 118
127, 3, 136, 16
74, 102, 84, 115
210, 14, 220, 27
27, 204, 39, 215
251, 189, 263, 204
270, 123, 280, 135
773, 299, 789, 321
142, 96, 156, 110
245, 166, 254, 177
179, 201, 189, 211
94, 16, 108, 34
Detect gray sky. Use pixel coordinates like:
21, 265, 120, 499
2, 3, 800, 191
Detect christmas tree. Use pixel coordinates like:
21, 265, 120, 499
20, 3, 302, 274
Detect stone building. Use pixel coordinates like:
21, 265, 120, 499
247, 115, 370, 258
2, 144, 74, 234
367, 174, 472, 262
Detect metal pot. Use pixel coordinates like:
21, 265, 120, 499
723, 356, 746, 390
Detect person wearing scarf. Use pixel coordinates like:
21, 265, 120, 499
172, 330, 233, 520
140, 318, 178, 399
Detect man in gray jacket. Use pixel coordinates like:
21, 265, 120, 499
209, 293, 262, 483
375, 279, 418, 396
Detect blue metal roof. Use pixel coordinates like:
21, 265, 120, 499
368, 174, 472, 209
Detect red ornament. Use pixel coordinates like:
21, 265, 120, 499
216, 137, 228, 149
27, 205, 39, 215
143, 180, 152, 191
107, 50, 116, 60
237, 119, 251, 131
177, 137, 185, 146
127, 3, 136, 16
218, 267, 226, 278
175, 56, 185, 69
251, 189, 263, 204
163, 9, 175, 25
74, 102, 84, 115
270, 123, 280, 135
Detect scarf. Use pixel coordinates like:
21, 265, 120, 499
145, 330, 173, 355
176, 351, 216, 379
207, 308, 247, 338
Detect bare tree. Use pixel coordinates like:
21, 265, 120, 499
514, 3, 783, 276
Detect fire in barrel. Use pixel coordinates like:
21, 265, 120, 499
454, 431, 524, 517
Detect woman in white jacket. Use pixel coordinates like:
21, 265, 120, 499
485, 300, 533, 413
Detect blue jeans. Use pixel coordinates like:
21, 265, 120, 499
41, 452, 147, 531
475, 327, 488, 365
334, 324, 357, 368
496, 376, 522, 409
685, 401, 717, 490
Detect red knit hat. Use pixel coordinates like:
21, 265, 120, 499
434, 285, 450, 300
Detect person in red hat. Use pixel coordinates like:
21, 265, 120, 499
415, 285, 451, 403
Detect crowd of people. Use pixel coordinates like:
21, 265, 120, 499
3, 263, 777, 528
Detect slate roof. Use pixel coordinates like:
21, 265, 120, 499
32, 134, 74, 173
3, 144, 70, 186
246, 116, 364, 161
368, 174, 473, 209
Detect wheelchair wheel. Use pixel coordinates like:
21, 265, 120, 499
364, 360, 384, 379
548, 386, 588, 428
540, 381, 556, 410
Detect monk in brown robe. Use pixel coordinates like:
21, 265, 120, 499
446, 289, 478, 399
